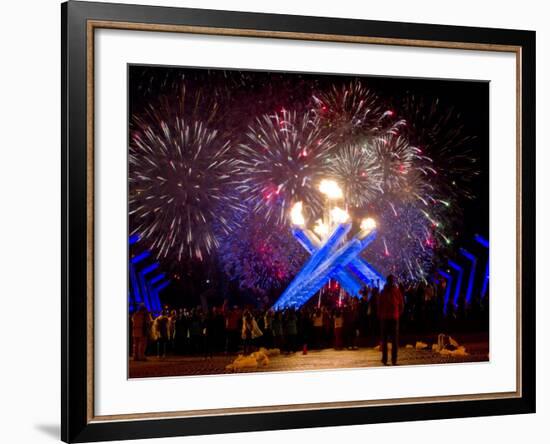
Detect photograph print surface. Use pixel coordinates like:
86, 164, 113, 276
127, 65, 489, 378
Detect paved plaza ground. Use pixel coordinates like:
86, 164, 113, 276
129, 335, 489, 378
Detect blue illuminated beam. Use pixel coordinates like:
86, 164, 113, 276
293, 228, 361, 296
347, 260, 385, 289
141, 262, 160, 276
275, 223, 351, 308
289, 230, 379, 306
474, 234, 489, 248
150, 273, 166, 285
295, 228, 385, 289
293, 228, 380, 297
129, 263, 142, 305
128, 235, 164, 313
131, 251, 150, 264
460, 248, 477, 304
448, 260, 464, 307
149, 285, 162, 312
142, 274, 166, 313
438, 269, 453, 315
137, 269, 152, 311
475, 234, 490, 299
154, 279, 171, 293
273, 224, 382, 309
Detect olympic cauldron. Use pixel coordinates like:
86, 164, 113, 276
272, 180, 385, 310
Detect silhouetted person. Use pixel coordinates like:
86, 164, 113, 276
312, 308, 324, 349
378, 275, 404, 365
333, 308, 344, 350
131, 303, 151, 361
242, 310, 262, 355
202, 309, 216, 359
224, 306, 241, 353
283, 309, 298, 353
154, 308, 171, 359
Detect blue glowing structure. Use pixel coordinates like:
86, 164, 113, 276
292, 228, 361, 297
292, 228, 385, 296
273, 223, 385, 309
460, 248, 477, 304
141, 262, 160, 276
150, 273, 166, 285
128, 237, 170, 313
131, 251, 150, 264
154, 280, 171, 293
437, 269, 453, 314
448, 260, 464, 307
475, 234, 489, 299
137, 270, 155, 311
129, 263, 143, 304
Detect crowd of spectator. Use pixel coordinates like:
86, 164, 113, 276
130, 276, 488, 363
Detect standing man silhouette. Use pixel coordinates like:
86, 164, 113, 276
378, 275, 405, 365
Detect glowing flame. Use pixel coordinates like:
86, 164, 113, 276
313, 219, 329, 237
360, 217, 377, 231
290, 201, 305, 226
330, 207, 349, 224
319, 179, 343, 200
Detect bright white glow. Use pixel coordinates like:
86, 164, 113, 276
330, 207, 350, 224
319, 179, 343, 200
313, 219, 329, 237
290, 201, 305, 226
361, 217, 377, 231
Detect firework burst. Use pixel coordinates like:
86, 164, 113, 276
399, 96, 480, 201
315, 89, 473, 281
362, 202, 437, 282
324, 132, 439, 280
312, 79, 394, 143
130, 110, 244, 262
327, 144, 383, 208
237, 109, 336, 224
218, 213, 307, 291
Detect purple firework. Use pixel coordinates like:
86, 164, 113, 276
237, 109, 336, 224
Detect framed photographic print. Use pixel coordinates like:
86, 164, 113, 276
61, 1, 536, 442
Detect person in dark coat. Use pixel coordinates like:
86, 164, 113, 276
202, 309, 216, 359
333, 308, 344, 350
224, 306, 241, 354
271, 311, 284, 351
311, 308, 324, 349
154, 308, 171, 359
188, 309, 203, 355
283, 309, 298, 353
175, 308, 188, 354
377, 275, 405, 365
131, 304, 151, 361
